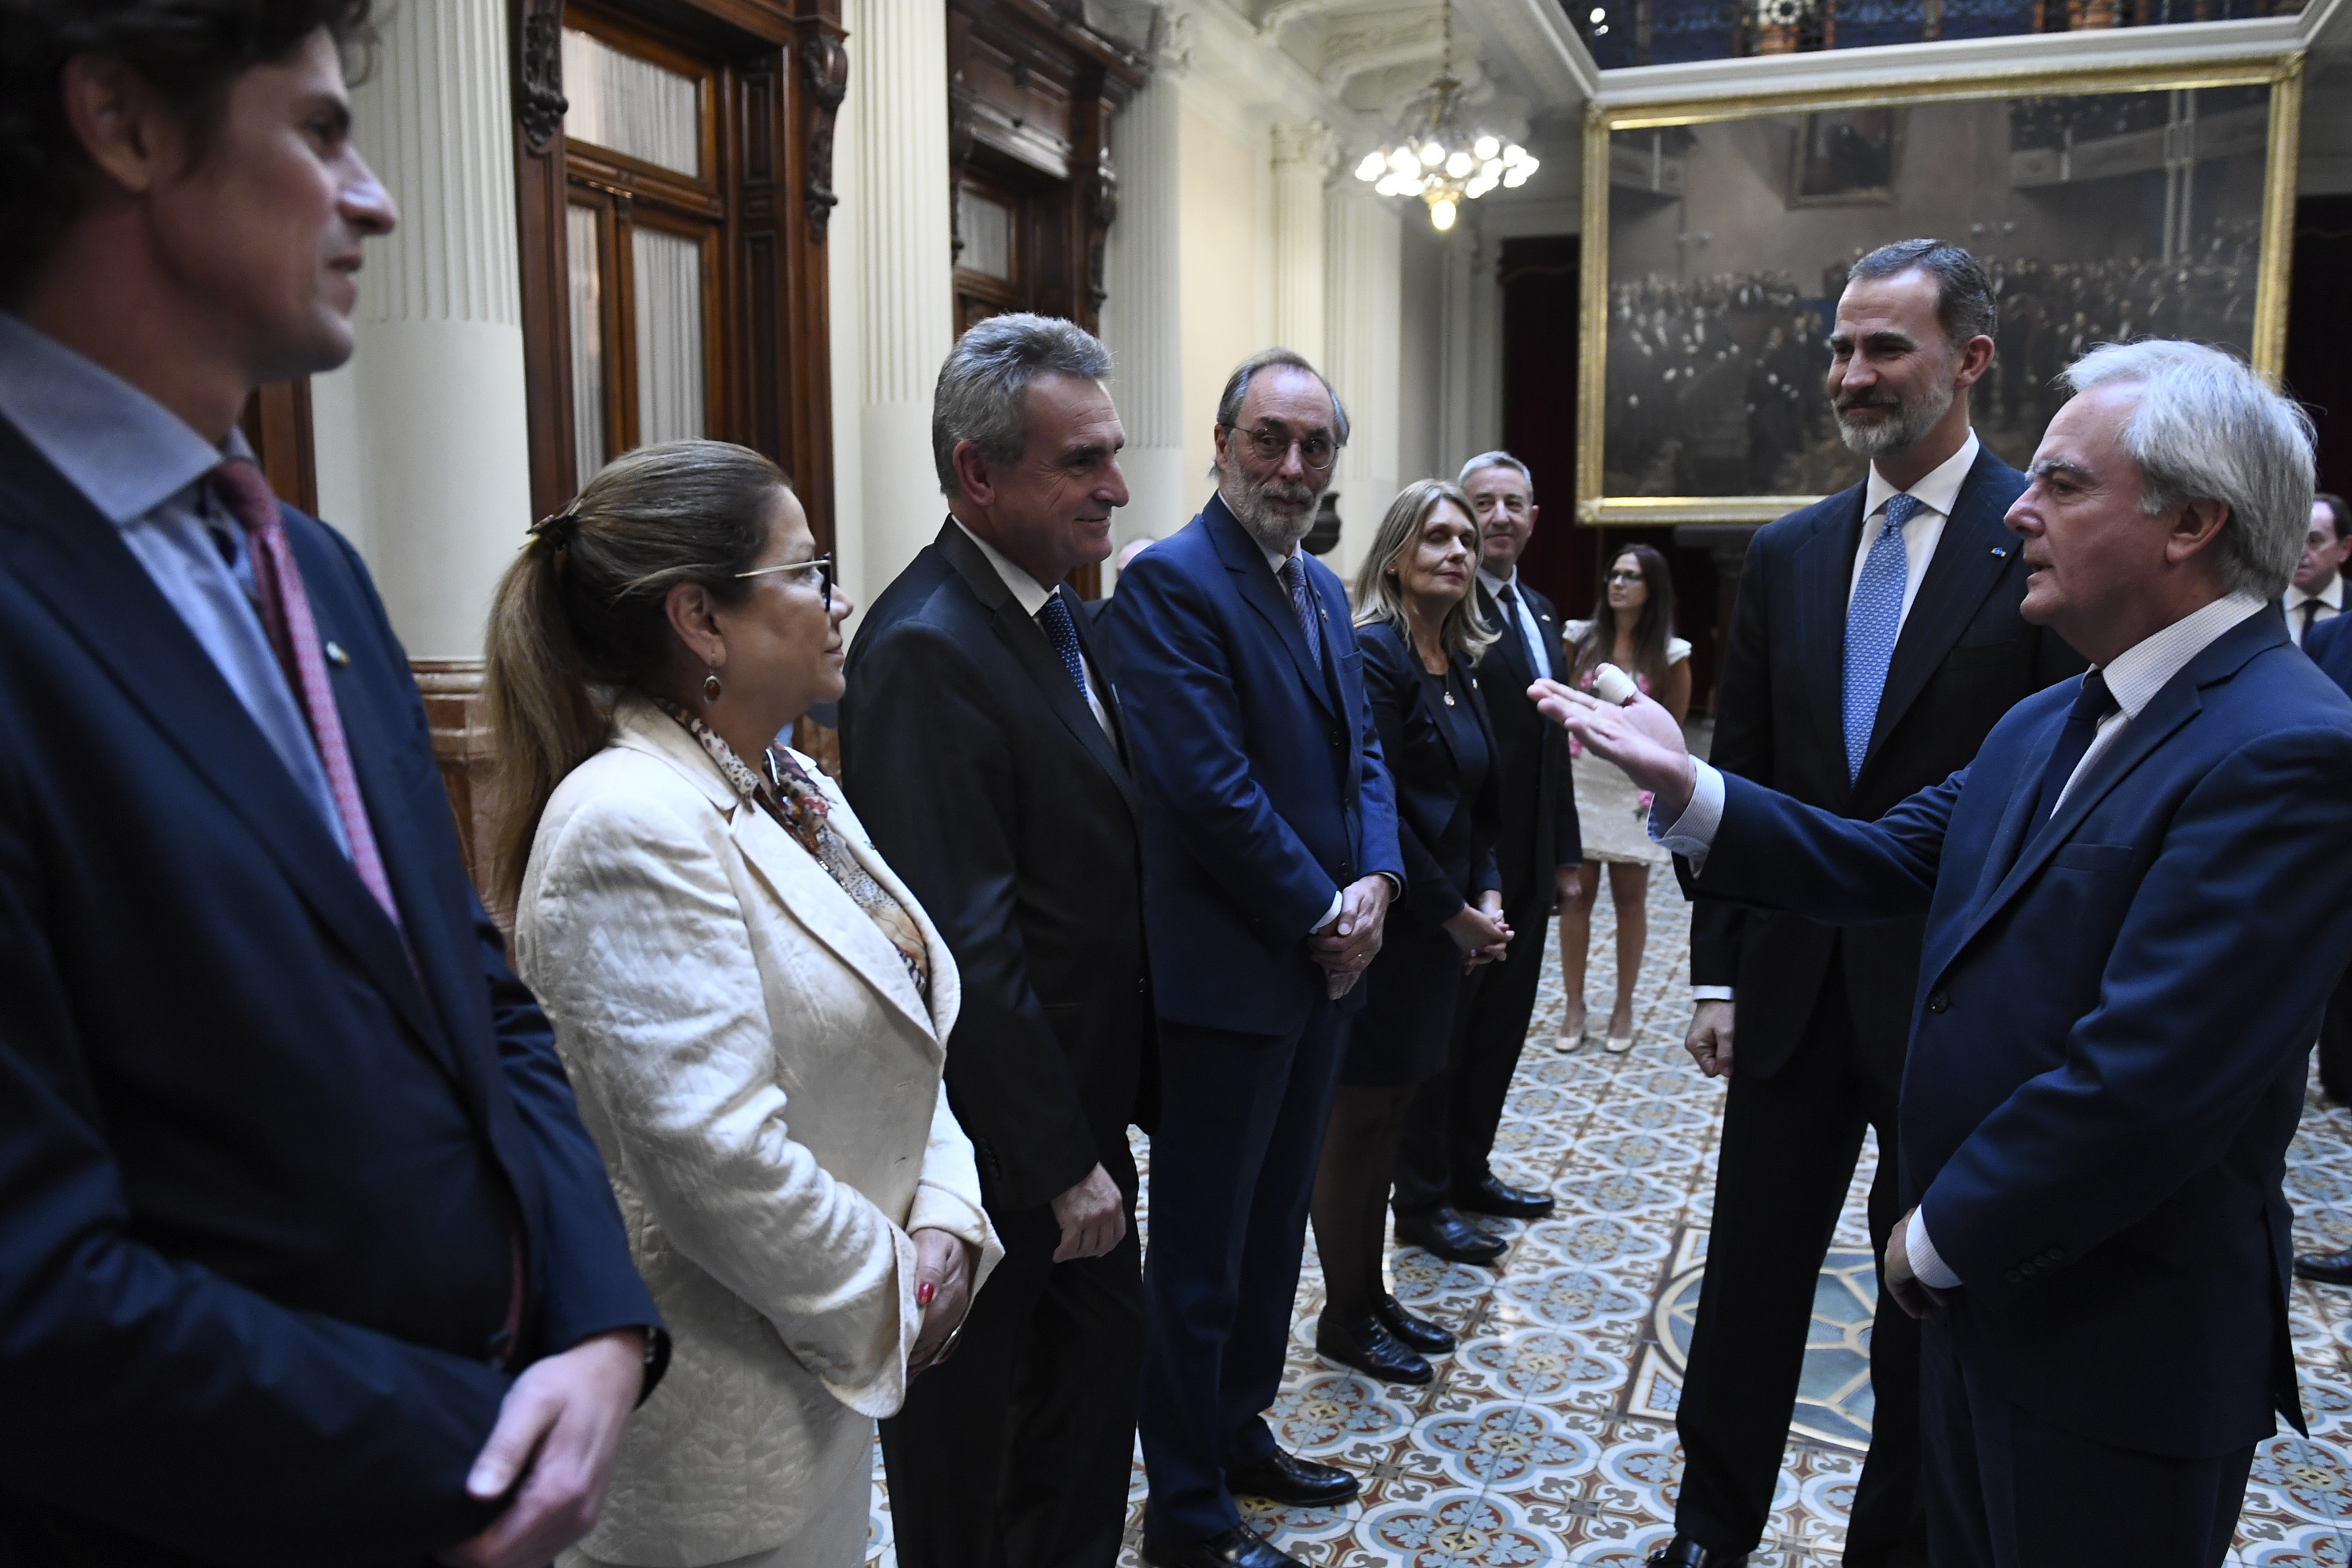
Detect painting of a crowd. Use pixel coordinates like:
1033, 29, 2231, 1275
1602, 225, 2263, 499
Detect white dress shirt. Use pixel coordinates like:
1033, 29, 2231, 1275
949, 517, 1115, 742
1654, 590, 2269, 1288
1690, 431, 1982, 1004
2283, 574, 2343, 647
1477, 564, 1555, 680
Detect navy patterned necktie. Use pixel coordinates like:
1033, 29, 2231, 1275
1842, 492, 1922, 782
1035, 591, 1087, 698
1282, 555, 1323, 670
2029, 670, 2120, 831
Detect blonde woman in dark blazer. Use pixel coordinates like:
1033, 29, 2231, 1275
485, 440, 1001, 1567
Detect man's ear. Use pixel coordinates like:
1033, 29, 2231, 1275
59, 53, 188, 198
1952, 334, 1996, 392
951, 440, 996, 510
2165, 497, 2231, 567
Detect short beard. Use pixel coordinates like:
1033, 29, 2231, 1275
1836, 372, 1955, 459
1220, 462, 1323, 555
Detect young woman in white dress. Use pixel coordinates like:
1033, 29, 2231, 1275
1558, 544, 1692, 1053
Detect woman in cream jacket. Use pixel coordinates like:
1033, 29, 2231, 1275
485, 440, 1000, 1567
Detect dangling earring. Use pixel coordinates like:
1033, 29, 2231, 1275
703, 666, 724, 704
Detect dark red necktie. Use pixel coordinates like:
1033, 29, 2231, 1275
209, 459, 405, 933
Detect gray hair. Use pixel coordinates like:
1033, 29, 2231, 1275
933, 314, 1113, 497
1457, 450, 1534, 494
1214, 347, 1351, 445
1849, 238, 1996, 350
1350, 479, 1497, 662
2057, 339, 2316, 599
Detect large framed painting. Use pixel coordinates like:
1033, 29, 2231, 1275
1575, 56, 2304, 525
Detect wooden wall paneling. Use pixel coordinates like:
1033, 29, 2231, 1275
239, 379, 318, 514
512, 0, 576, 520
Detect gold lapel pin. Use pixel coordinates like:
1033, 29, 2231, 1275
325, 641, 350, 666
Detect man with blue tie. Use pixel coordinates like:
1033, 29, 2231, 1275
1657, 241, 2081, 1568
1544, 338, 2350, 1568
1106, 348, 1405, 1568
0, 6, 657, 1563
1388, 450, 1580, 1265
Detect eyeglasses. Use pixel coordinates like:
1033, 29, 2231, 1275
735, 553, 833, 610
1605, 569, 1645, 585
1231, 424, 1338, 472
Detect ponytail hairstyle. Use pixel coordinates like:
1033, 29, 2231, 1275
484, 439, 789, 910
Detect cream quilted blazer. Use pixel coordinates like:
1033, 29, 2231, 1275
516, 699, 1000, 1567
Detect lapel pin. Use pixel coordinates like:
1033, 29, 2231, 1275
1991, 546, 2008, 559
325, 641, 350, 666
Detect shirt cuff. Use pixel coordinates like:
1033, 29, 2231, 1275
1650, 760, 1726, 869
1312, 891, 1343, 935
1691, 985, 1735, 1002
1907, 1208, 1962, 1290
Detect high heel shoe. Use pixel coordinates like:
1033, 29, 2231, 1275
1602, 1031, 1636, 1054
1555, 1005, 1588, 1054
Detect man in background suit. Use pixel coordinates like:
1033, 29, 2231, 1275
0, 9, 658, 1563
2286, 492, 2352, 1218
1657, 241, 2082, 1568
1389, 450, 1580, 1265
844, 314, 1151, 1568
2282, 490, 2348, 645
1106, 349, 1404, 1568
1552, 336, 2347, 1568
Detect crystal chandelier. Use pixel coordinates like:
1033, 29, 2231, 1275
1352, 1, 1537, 232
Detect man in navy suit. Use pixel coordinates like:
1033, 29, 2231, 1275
2288, 493, 2352, 1272
1543, 339, 2350, 1568
1106, 349, 1405, 1568
0, 7, 657, 1563
1660, 241, 2082, 1568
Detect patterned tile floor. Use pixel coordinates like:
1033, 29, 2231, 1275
869, 870, 2352, 1566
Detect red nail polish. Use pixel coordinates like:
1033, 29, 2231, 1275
916, 1281, 935, 1308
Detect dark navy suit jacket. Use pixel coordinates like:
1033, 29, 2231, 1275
1689, 608, 2352, 1457
1691, 446, 2084, 1085
2303, 604, 2352, 696
0, 422, 655, 1564
1103, 493, 1404, 1036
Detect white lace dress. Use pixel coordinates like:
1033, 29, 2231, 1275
1563, 621, 1692, 866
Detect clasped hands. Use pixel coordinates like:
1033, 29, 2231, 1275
1312, 874, 1394, 1000
1444, 890, 1512, 974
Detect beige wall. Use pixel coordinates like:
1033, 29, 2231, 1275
1178, 103, 1265, 524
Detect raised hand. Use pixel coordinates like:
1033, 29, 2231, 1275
1530, 680, 1699, 822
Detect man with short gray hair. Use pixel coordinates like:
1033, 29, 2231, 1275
1543, 338, 2352, 1566
843, 312, 1151, 1568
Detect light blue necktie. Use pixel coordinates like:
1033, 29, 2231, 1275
1283, 555, 1323, 671
1842, 492, 1922, 782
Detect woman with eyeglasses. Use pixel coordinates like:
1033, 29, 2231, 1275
1558, 543, 1691, 1054
483, 439, 1000, 1568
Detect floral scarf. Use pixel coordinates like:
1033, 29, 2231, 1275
655, 700, 930, 1002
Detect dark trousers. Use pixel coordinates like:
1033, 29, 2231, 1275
1674, 956, 1926, 1567
2321, 959, 2352, 1102
1919, 1313, 2251, 1567
1138, 1000, 1348, 1543
1392, 887, 1549, 1214
879, 1142, 1145, 1568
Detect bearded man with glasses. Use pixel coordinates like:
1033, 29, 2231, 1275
1105, 348, 1405, 1568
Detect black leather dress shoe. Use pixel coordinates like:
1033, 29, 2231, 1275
1454, 1173, 1556, 1220
2296, 1247, 2352, 1284
1141, 1522, 1308, 1568
1316, 1308, 1433, 1385
1376, 1293, 1456, 1354
1223, 1447, 1362, 1508
1645, 1534, 1748, 1567
1394, 1205, 1507, 1265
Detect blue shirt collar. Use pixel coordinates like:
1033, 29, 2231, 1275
0, 310, 249, 527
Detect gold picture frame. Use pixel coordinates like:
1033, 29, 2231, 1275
1576, 53, 2305, 527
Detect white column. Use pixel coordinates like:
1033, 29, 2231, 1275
311, 0, 532, 659
1270, 122, 1334, 366
1437, 223, 1482, 478
841, 0, 955, 614
1102, 72, 1189, 554
1324, 187, 1400, 575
